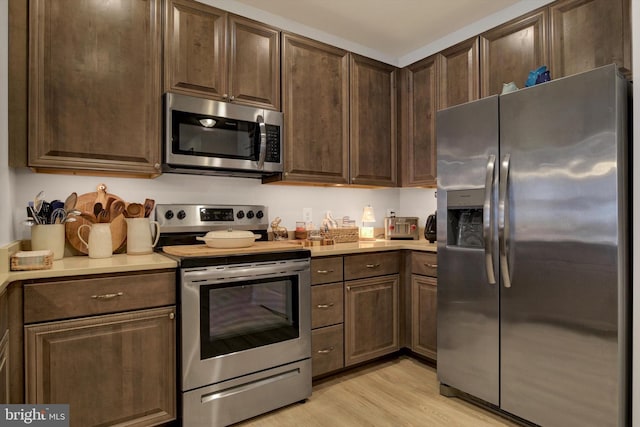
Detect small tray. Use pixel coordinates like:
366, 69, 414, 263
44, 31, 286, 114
10, 250, 54, 271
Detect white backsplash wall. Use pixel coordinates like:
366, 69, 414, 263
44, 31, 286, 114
11, 168, 435, 240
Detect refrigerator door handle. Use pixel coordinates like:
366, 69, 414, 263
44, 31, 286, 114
483, 154, 497, 285
498, 153, 512, 288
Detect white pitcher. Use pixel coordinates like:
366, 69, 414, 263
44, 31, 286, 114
125, 218, 160, 255
78, 223, 113, 259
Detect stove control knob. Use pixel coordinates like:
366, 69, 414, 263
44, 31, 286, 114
164, 210, 174, 220
247, 210, 255, 219
237, 210, 245, 219
256, 210, 264, 219
177, 210, 186, 220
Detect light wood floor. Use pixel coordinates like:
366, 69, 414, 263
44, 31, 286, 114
238, 356, 518, 426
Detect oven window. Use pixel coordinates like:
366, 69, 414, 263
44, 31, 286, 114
200, 275, 299, 359
172, 110, 259, 161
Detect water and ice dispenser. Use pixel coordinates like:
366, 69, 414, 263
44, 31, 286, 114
446, 189, 484, 248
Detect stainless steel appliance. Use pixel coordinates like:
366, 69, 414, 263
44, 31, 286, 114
436, 64, 629, 427
156, 204, 311, 427
384, 216, 419, 240
163, 93, 283, 177
424, 212, 436, 243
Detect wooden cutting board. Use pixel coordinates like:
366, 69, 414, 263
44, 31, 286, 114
65, 184, 127, 255
162, 241, 304, 257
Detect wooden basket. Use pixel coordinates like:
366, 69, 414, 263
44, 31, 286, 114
322, 227, 359, 243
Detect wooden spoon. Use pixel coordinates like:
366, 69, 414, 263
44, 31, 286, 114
126, 203, 144, 218
110, 200, 125, 219
143, 198, 155, 218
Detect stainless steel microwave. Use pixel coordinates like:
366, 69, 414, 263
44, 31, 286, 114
163, 93, 283, 177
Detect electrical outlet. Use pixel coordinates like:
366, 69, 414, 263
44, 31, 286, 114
386, 208, 396, 217
302, 208, 313, 223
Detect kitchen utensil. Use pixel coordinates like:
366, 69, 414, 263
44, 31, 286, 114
111, 200, 125, 219
50, 208, 67, 224
33, 190, 44, 216
125, 217, 160, 254
77, 212, 97, 223
63, 192, 78, 213
77, 223, 113, 259
143, 198, 155, 218
93, 202, 103, 218
39, 201, 52, 224
65, 185, 127, 255
196, 229, 260, 248
28, 206, 41, 225
97, 209, 110, 223
126, 203, 144, 218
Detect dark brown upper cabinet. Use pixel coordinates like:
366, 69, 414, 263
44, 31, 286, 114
437, 37, 480, 110
165, 0, 280, 110
350, 54, 398, 187
278, 33, 350, 185
28, 0, 163, 176
549, 0, 631, 80
399, 56, 438, 188
480, 9, 549, 96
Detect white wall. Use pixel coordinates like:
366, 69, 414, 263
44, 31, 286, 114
11, 168, 435, 240
0, 0, 14, 247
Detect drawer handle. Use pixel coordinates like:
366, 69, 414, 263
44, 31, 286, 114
316, 269, 334, 274
365, 263, 381, 269
317, 347, 335, 354
316, 303, 334, 309
424, 263, 438, 268
91, 292, 123, 300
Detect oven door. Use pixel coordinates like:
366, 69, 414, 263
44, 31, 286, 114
181, 258, 311, 392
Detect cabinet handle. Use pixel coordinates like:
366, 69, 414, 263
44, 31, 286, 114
316, 303, 334, 309
316, 269, 334, 274
169, 312, 175, 320
317, 347, 335, 354
425, 263, 438, 268
91, 292, 123, 300
365, 263, 381, 269
229, 95, 235, 101
346, 286, 351, 291
222, 93, 229, 100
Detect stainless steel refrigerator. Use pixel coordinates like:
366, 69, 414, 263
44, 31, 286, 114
436, 64, 629, 427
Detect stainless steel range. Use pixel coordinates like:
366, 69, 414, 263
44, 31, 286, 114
156, 204, 312, 427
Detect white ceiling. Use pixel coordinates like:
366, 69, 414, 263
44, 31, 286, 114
206, 0, 555, 66
234, 0, 520, 58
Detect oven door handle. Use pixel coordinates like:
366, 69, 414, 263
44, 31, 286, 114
201, 368, 301, 404
256, 114, 267, 170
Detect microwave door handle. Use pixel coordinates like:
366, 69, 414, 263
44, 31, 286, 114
257, 114, 266, 169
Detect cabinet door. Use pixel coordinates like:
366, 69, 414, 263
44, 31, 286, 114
281, 33, 350, 184
400, 56, 438, 187
480, 9, 548, 96
411, 275, 437, 360
25, 307, 176, 427
549, 0, 631, 79
0, 289, 7, 404
350, 54, 398, 187
228, 14, 280, 110
345, 275, 399, 366
28, 0, 162, 176
165, 0, 227, 99
438, 37, 480, 110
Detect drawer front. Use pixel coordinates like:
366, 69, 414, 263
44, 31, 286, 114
312, 324, 344, 377
311, 256, 343, 285
344, 251, 400, 280
311, 283, 343, 329
412, 251, 438, 277
24, 270, 176, 323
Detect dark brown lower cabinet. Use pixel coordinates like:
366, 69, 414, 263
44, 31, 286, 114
411, 275, 437, 360
344, 275, 399, 366
25, 307, 176, 427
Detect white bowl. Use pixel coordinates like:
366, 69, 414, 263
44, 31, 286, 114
196, 229, 260, 248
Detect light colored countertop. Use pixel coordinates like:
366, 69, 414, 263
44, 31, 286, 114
308, 239, 437, 256
0, 250, 177, 293
0, 238, 437, 293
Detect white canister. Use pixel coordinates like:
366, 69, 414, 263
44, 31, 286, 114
31, 224, 65, 260
77, 223, 113, 259
125, 218, 160, 255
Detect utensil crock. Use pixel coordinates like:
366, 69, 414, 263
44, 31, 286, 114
31, 224, 65, 260
77, 223, 113, 259
125, 218, 160, 255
